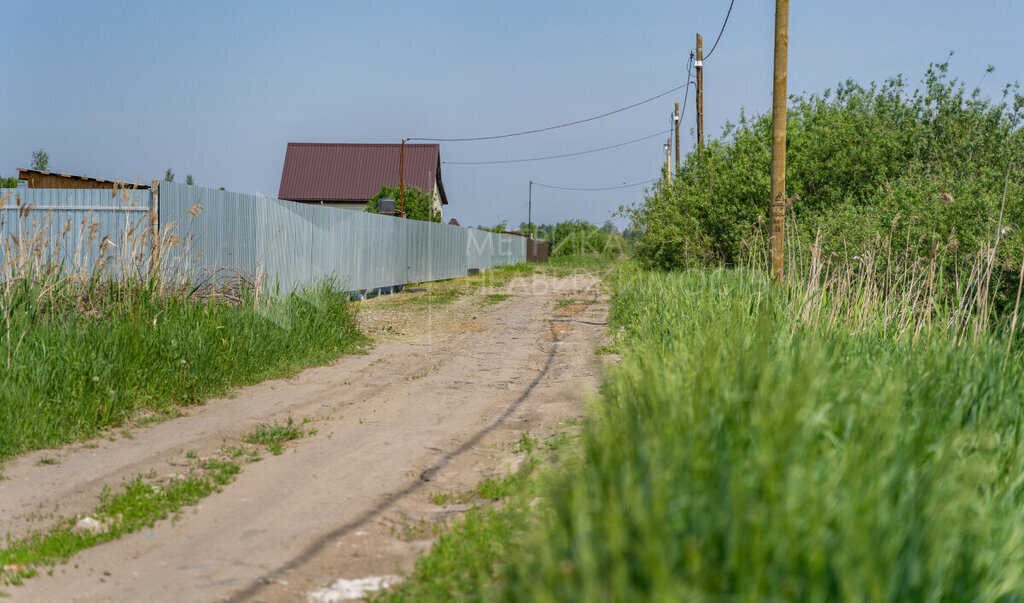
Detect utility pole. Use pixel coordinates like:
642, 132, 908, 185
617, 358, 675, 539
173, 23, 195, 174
150, 179, 160, 279
695, 33, 705, 152
528, 181, 533, 238
769, 0, 789, 279
665, 138, 672, 184
400, 138, 406, 217
674, 101, 680, 170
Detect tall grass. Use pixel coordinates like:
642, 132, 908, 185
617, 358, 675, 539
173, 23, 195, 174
740, 157, 1022, 344
0, 187, 363, 461
494, 268, 1024, 600
384, 259, 1024, 600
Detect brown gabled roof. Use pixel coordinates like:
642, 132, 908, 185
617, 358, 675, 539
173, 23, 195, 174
278, 143, 447, 205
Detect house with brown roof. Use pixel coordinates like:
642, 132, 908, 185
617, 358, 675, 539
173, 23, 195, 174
277, 143, 448, 218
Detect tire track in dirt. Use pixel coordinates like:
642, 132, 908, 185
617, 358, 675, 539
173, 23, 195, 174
229, 320, 569, 602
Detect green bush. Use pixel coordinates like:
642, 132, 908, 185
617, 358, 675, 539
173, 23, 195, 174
364, 185, 440, 223
626, 60, 1024, 280
539, 219, 627, 258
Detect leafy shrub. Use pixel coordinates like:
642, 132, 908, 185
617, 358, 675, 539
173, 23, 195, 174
364, 185, 440, 223
537, 219, 628, 257
625, 60, 1024, 286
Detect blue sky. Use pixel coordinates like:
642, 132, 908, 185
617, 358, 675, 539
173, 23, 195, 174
2, 1, 1022, 228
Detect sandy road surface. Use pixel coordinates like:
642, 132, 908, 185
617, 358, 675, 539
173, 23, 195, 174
2, 272, 608, 602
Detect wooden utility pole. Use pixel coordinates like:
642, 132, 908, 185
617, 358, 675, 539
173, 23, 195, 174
528, 181, 533, 237
695, 33, 705, 152
769, 0, 789, 279
665, 138, 672, 183
674, 101, 680, 170
150, 179, 160, 278
400, 138, 406, 217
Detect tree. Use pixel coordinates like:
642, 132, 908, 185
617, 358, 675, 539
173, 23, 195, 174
482, 220, 508, 234
0, 176, 18, 188
516, 221, 538, 238
164, 168, 175, 183
364, 185, 440, 223
31, 148, 49, 171
186, 174, 195, 185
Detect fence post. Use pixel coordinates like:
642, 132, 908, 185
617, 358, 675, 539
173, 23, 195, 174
150, 179, 160, 280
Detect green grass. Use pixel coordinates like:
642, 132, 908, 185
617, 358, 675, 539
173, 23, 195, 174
383, 267, 1024, 601
379, 461, 539, 602
553, 298, 587, 310
466, 262, 537, 289
0, 418, 301, 586
429, 465, 533, 507
480, 293, 511, 306
0, 449, 242, 585
539, 254, 616, 277
242, 416, 306, 455
379, 256, 610, 313
0, 281, 363, 462
391, 287, 462, 307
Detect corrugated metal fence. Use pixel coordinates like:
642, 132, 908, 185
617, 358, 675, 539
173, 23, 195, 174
159, 183, 525, 292
0, 187, 153, 279
0, 184, 525, 291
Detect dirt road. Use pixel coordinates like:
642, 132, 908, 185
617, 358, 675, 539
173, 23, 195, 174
2, 271, 608, 601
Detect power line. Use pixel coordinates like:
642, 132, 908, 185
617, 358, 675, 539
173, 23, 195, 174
703, 0, 735, 60
681, 52, 695, 125
532, 179, 655, 192
443, 130, 670, 165
407, 83, 686, 143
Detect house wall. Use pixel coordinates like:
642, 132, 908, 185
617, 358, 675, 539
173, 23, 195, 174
298, 201, 368, 212
297, 195, 439, 218
432, 185, 443, 220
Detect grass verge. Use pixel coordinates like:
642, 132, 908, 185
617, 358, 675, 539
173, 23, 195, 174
380, 267, 1024, 601
0, 281, 363, 462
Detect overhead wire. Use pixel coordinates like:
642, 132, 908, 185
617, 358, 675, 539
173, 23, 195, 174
703, 0, 735, 60
680, 51, 695, 125
406, 83, 686, 143
532, 179, 655, 192
443, 129, 671, 165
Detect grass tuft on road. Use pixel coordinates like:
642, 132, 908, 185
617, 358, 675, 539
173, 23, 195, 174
0, 450, 242, 585
0, 415, 316, 587
243, 416, 307, 455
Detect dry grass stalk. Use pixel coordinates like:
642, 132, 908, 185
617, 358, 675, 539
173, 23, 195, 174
746, 202, 1020, 345
0, 184, 263, 369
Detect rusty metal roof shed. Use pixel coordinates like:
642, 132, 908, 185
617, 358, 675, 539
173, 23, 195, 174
278, 143, 447, 205
17, 168, 151, 189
